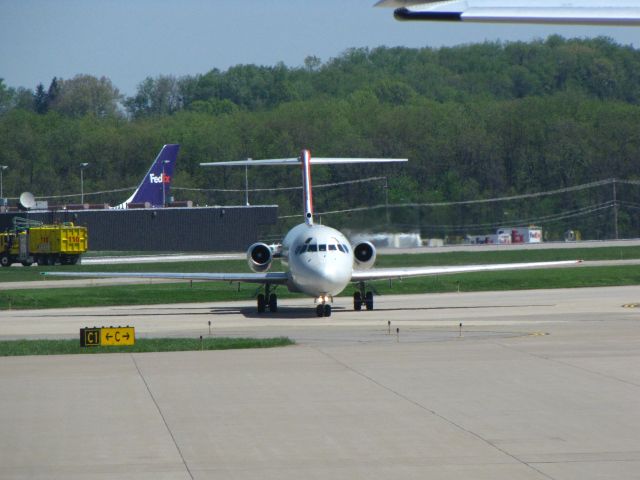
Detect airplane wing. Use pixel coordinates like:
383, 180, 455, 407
41, 271, 290, 284
375, 1, 640, 25
351, 260, 582, 281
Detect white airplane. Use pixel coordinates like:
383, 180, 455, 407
375, 0, 640, 25
44, 149, 580, 317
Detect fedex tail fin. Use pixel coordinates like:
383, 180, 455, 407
201, 149, 407, 226
113, 144, 180, 209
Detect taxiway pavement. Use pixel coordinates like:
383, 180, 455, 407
1, 286, 640, 479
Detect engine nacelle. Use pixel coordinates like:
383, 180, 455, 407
353, 241, 376, 270
247, 242, 273, 272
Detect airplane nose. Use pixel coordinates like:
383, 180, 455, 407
293, 259, 351, 296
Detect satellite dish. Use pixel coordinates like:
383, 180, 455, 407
19, 191, 36, 210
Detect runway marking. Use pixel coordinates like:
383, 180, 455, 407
529, 332, 550, 336
622, 303, 640, 308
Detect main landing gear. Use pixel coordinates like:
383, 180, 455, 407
353, 282, 374, 311
257, 283, 278, 313
315, 295, 333, 317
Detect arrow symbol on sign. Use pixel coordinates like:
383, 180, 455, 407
106, 333, 113, 340
123, 333, 130, 340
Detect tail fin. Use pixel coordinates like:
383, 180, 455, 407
201, 149, 407, 225
113, 144, 180, 209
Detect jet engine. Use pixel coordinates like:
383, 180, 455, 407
353, 241, 376, 270
247, 242, 273, 272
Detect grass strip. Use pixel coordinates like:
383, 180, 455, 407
0, 336, 294, 357
1, 265, 639, 310
1, 245, 640, 283
374, 246, 640, 267
372, 265, 640, 295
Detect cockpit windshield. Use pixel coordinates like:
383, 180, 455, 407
295, 238, 350, 255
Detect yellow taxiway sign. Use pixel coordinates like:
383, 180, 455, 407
80, 326, 135, 347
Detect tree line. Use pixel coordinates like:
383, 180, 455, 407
1, 36, 640, 240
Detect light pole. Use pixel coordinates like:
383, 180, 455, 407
162, 159, 170, 207
245, 158, 252, 206
383, 176, 389, 226
0, 165, 7, 199
80, 163, 89, 204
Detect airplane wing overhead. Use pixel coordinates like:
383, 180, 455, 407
351, 260, 582, 282
42, 271, 290, 284
375, 1, 640, 25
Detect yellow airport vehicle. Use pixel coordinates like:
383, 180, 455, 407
0, 221, 88, 267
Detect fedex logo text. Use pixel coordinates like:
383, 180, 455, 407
149, 173, 171, 184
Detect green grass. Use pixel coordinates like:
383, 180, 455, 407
374, 246, 640, 267
1, 264, 639, 310
0, 245, 639, 284
372, 265, 640, 294
0, 245, 639, 310
0, 336, 294, 357
0, 259, 246, 282
0, 281, 256, 309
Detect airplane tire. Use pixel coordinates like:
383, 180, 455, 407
316, 305, 324, 317
268, 294, 278, 313
353, 292, 362, 311
21, 260, 33, 267
257, 294, 266, 313
365, 291, 374, 311
324, 304, 332, 317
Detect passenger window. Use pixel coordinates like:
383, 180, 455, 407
319, 244, 327, 251
329, 245, 337, 251
308, 244, 317, 252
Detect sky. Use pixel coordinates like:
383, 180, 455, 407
1, 0, 639, 96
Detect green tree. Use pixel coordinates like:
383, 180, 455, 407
125, 75, 183, 117
50, 75, 122, 117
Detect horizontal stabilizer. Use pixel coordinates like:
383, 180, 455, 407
202, 149, 407, 227
201, 158, 407, 167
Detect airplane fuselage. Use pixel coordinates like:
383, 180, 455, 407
281, 223, 354, 297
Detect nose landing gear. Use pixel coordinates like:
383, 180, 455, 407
315, 295, 333, 317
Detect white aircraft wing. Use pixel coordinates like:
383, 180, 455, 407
375, 1, 640, 25
41, 271, 290, 284
351, 260, 581, 282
